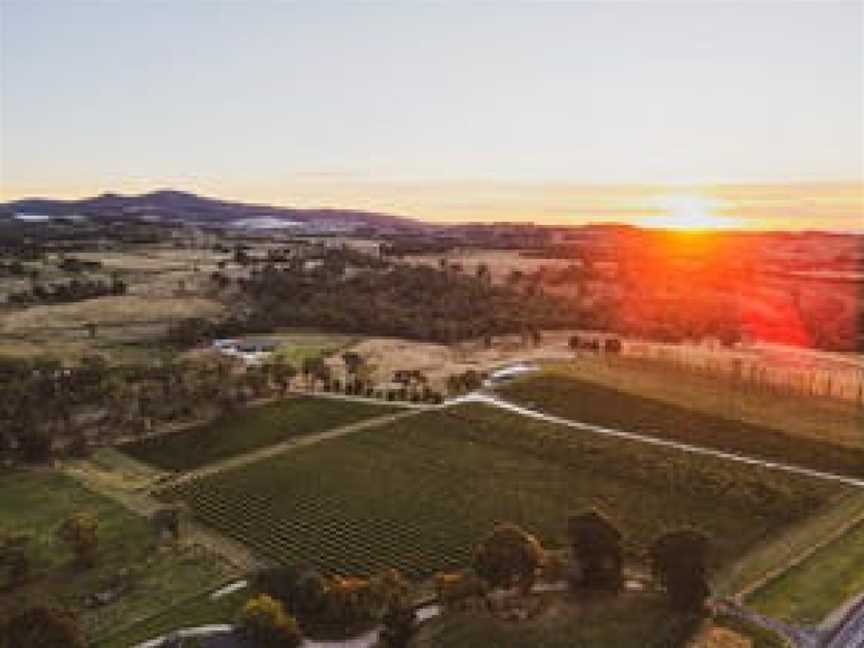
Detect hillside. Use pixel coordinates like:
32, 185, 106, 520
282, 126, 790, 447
0, 189, 422, 232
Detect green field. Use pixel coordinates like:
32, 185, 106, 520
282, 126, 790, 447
96, 585, 249, 648
410, 593, 700, 648
160, 403, 843, 579
121, 396, 402, 470
500, 373, 864, 478
0, 470, 230, 644
746, 520, 864, 624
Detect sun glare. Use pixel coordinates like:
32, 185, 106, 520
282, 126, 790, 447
646, 194, 737, 231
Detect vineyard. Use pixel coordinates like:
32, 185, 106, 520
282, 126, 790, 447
159, 403, 845, 579
500, 373, 864, 478
121, 396, 402, 470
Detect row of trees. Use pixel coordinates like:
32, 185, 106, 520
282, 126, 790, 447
6, 275, 127, 305
234, 516, 712, 648
468, 513, 710, 615
242, 564, 415, 647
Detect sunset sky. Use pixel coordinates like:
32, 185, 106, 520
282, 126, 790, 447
1, 1, 862, 229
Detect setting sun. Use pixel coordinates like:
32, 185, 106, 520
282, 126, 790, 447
645, 194, 738, 231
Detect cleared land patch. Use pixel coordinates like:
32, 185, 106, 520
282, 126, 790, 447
159, 403, 844, 579
500, 373, 864, 478
0, 470, 231, 644
120, 396, 403, 471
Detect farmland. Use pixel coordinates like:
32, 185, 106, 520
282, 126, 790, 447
499, 373, 864, 478
159, 403, 845, 579
0, 470, 232, 644
121, 396, 403, 471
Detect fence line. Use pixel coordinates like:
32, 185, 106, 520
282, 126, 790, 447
623, 342, 864, 406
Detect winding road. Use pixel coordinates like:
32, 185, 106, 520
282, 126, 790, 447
825, 596, 864, 648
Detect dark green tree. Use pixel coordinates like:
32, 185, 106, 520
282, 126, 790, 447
650, 529, 711, 614
474, 522, 544, 594
568, 508, 623, 591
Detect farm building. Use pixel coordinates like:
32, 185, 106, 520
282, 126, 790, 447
485, 362, 540, 385
212, 338, 278, 364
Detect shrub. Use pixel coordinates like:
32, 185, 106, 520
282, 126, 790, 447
56, 513, 98, 568
0, 605, 85, 648
475, 522, 544, 593
237, 594, 302, 648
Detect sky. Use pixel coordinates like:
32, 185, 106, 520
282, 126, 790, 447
1, 1, 862, 229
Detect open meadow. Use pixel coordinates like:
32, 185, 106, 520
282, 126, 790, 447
157, 402, 846, 580
0, 470, 234, 645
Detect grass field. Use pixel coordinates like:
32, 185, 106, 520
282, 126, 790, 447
96, 584, 249, 648
0, 470, 231, 643
120, 396, 403, 471
499, 372, 864, 478
159, 403, 843, 579
410, 593, 699, 648
746, 520, 864, 624
714, 489, 864, 597
0, 294, 225, 364
538, 358, 864, 449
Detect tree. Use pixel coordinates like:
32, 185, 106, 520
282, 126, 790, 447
301, 356, 329, 390
0, 532, 31, 588
253, 565, 328, 619
474, 522, 544, 593
379, 602, 417, 648
57, 513, 98, 568
650, 529, 711, 614
237, 594, 302, 648
19, 431, 53, 464
151, 507, 181, 542
269, 358, 297, 397
0, 605, 85, 648
567, 509, 622, 591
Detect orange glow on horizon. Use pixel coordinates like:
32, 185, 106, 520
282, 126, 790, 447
639, 194, 739, 231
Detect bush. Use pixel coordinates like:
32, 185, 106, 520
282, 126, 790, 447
0, 605, 85, 648
474, 522, 544, 593
237, 594, 302, 648
56, 513, 98, 568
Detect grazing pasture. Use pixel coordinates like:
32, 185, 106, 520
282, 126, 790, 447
160, 403, 844, 579
499, 373, 864, 477
121, 396, 403, 471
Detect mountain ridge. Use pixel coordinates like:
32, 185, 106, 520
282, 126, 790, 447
0, 189, 422, 231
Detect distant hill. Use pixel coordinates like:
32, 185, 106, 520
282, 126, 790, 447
0, 189, 423, 232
